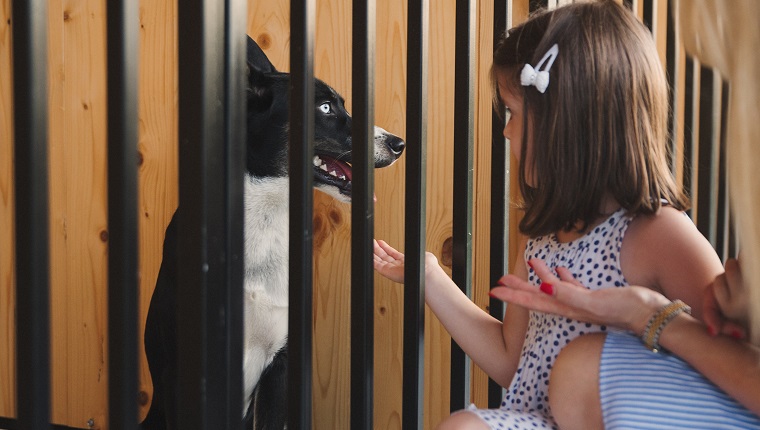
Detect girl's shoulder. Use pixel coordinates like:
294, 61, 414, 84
621, 206, 723, 315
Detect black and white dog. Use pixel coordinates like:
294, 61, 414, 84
140, 37, 404, 430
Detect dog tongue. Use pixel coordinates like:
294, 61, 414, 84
328, 159, 352, 181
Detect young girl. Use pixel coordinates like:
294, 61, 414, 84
373, 1, 724, 428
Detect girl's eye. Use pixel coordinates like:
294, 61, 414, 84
319, 102, 331, 114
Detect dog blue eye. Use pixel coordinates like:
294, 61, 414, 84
319, 102, 331, 114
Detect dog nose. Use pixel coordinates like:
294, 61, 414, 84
387, 136, 405, 156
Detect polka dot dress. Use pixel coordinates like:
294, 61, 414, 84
469, 208, 633, 429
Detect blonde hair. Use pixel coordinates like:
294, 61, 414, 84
494, 0, 687, 237
676, 0, 760, 343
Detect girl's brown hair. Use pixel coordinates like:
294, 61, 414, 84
493, 0, 688, 237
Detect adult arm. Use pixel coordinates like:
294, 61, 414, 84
492, 258, 760, 416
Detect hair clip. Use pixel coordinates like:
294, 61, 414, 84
520, 44, 559, 94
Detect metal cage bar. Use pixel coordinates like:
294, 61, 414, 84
450, 0, 476, 412
696, 66, 719, 247
488, 0, 510, 411
350, 0, 377, 428
176, 0, 246, 428
403, 0, 429, 427
105, 1, 140, 428
288, 1, 316, 429
682, 57, 698, 219
12, 1, 51, 428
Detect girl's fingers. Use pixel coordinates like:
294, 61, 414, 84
374, 239, 402, 262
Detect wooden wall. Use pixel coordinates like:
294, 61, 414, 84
0, 0, 502, 428
0, 0, 686, 429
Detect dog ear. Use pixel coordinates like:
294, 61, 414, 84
247, 64, 274, 111
247, 35, 276, 74
246, 36, 276, 111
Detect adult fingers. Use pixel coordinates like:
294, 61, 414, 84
719, 320, 747, 340
555, 266, 585, 288
711, 271, 732, 316
526, 259, 593, 307
496, 273, 536, 293
723, 258, 745, 301
489, 285, 582, 319
702, 283, 723, 336
526, 259, 561, 285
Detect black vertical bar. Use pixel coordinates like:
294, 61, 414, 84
529, 0, 548, 13
715, 80, 729, 261
105, 1, 140, 428
12, 1, 51, 428
177, 0, 242, 428
696, 66, 718, 246
351, 0, 376, 428
682, 57, 697, 219
403, 0, 428, 427
642, 0, 654, 31
224, 1, 247, 427
488, 0, 508, 410
450, 0, 475, 413
665, 0, 678, 173
288, 0, 315, 429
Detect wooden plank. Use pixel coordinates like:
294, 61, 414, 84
0, 0, 15, 419
135, 0, 179, 421
48, 0, 68, 425
59, 0, 110, 426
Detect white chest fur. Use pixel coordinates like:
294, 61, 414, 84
242, 175, 290, 412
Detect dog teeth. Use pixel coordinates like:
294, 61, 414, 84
314, 155, 348, 182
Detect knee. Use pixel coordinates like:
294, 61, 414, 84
549, 333, 606, 430
436, 410, 490, 430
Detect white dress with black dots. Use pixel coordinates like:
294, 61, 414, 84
468, 208, 632, 429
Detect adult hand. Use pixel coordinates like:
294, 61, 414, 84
704, 258, 750, 339
491, 258, 669, 335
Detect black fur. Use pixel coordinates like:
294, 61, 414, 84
141, 37, 404, 430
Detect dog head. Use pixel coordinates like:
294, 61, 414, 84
245, 37, 405, 202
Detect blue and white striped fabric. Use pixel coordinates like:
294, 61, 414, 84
600, 331, 760, 429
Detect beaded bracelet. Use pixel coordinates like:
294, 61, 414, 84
641, 299, 691, 353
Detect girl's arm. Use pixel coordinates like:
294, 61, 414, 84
623, 206, 725, 320
374, 239, 529, 387
492, 259, 760, 416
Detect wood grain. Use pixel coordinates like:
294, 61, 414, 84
0, 0, 15, 418
1, 0, 692, 428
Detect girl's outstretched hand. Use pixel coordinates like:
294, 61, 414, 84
373, 239, 407, 283
491, 258, 669, 335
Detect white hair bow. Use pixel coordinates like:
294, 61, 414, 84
520, 44, 559, 94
